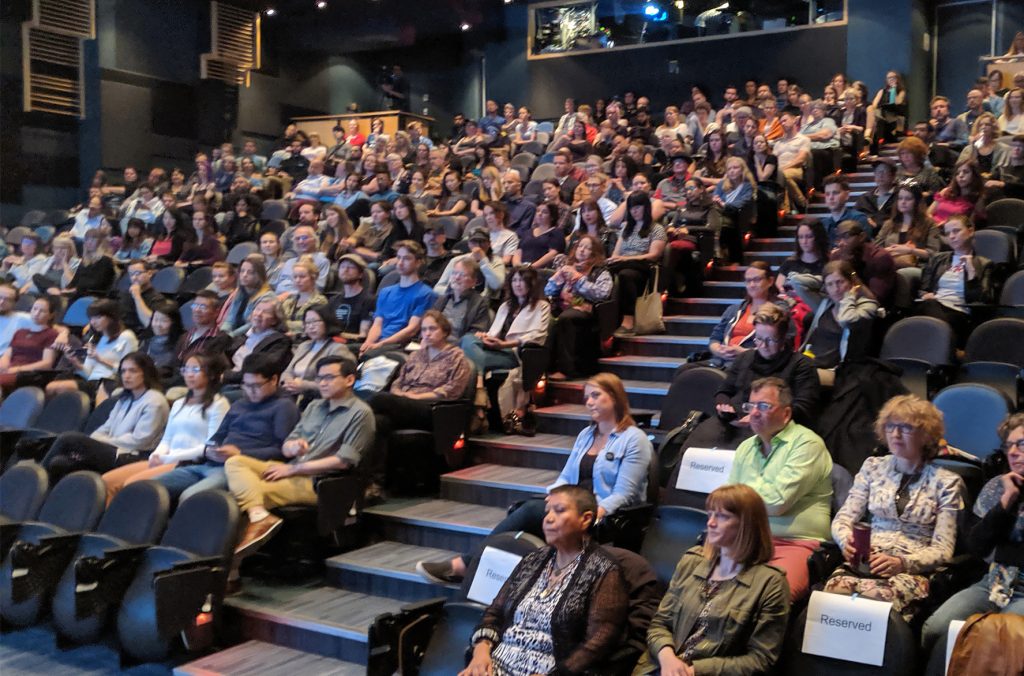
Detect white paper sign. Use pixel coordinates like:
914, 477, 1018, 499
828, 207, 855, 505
945, 620, 966, 673
802, 591, 893, 666
466, 546, 524, 605
674, 448, 736, 493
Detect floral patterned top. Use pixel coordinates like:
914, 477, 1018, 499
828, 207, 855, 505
973, 476, 1024, 608
680, 578, 724, 663
832, 456, 964, 575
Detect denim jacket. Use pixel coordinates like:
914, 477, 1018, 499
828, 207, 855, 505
549, 424, 652, 514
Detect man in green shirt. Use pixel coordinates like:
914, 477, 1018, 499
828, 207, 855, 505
729, 376, 833, 600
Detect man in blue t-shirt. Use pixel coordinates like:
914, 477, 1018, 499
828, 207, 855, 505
820, 175, 871, 247
359, 240, 436, 360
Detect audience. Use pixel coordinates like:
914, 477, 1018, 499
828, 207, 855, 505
227, 356, 375, 555
48, 298, 139, 402
727, 376, 833, 600
828, 395, 964, 621
633, 484, 790, 675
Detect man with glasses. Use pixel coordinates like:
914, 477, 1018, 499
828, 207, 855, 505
226, 356, 373, 555
154, 353, 299, 504
433, 257, 489, 342
820, 176, 870, 247
275, 224, 329, 293
119, 259, 165, 335
328, 254, 375, 343
175, 289, 231, 367
832, 220, 896, 308
0, 283, 32, 353
728, 376, 833, 601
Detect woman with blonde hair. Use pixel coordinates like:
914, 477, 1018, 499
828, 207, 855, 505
827, 394, 964, 620
633, 484, 790, 675
710, 156, 756, 261
998, 87, 1023, 134
470, 166, 504, 217
32, 234, 79, 295
959, 112, 1008, 175
278, 257, 327, 335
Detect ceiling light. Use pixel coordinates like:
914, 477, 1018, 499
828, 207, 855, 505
459, 21, 471, 31
316, 0, 327, 8
264, 7, 277, 15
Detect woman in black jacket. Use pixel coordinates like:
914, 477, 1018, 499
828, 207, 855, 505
915, 214, 993, 346
461, 485, 628, 676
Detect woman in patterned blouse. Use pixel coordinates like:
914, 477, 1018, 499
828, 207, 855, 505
633, 484, 790, 675
827, 394, 965, 620
462, 485, 628, 676
922, 412, 1024, 656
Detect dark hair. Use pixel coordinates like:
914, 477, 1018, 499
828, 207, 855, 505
394, 239, 425, 261
304, 303, 340, 337
889, 181, 933, 246
483, 200, 508, 225
613, 155, 638, 182
241, 352, 282, 380
30, 294, 60, 320
422, 308, 453, 336
123, 218, 147, 249
536, 201, 560, 228
623, 191, 653, 239
744, 260, 780, 303
822, 174, 850, 192
579, 199, 609, 234
503, 265, 543, 310
790, 219, 830, 263
193, 289, 223, 308
946, 159, 984, 202
438, 170, 464, 203
86, 299, 124, 338
182, 352, 228, 413
119, 351, 163, 393
548, 484, 598, 531
150, 300, 184, 342
315, 355, 357, 377
392, 195, 423, 235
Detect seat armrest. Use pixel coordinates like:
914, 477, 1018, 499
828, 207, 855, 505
430, 400, 473, 468
74, 544, 150, 619
9, 532, 83, 603
314, 472, 362, 536
807, 541, 844, 588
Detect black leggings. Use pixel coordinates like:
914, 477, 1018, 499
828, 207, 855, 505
368, 393, 435, 486
550, 309, 597, 377
41, 432, 143, 483
612, 261, 651, 316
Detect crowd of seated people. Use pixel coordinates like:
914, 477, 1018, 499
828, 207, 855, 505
3, 51, 1024, 672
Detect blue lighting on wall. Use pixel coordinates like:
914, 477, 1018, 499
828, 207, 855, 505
643, 2, 668, 21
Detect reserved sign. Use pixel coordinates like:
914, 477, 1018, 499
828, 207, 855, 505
945, 620, 966, 673
802, 591, 892, 666
674, 448, 736, 494
466, 546, 524, 605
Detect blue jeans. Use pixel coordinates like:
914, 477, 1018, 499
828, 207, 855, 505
459, 335, 519, 374
154, 463, 227, 504
921, 570, 1024, 654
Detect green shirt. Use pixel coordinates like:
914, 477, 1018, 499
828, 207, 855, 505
285, 394, 375, 467
728, 421, 833, 541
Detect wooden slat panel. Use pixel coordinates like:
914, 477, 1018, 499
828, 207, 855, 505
175, 640, 364, 676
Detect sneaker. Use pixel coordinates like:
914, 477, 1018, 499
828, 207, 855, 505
416, 560, 463, 585
613, 326, 636, 338
234, 514, 283, 557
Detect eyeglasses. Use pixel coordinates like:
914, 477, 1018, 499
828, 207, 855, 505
1002, 439, 1024, 452
303, 319, 325, 326
241, 380, 270, 391
179, 365, 203, 375
741, 401, 776, 413
744, 276, 767, 284
883, 422, 916, 435
752, 335, 782, 346
314, 373, 341, 383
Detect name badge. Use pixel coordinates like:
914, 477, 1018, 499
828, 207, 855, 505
466, 546, 524, 606
674, 448, 735, 494
802, 591, 892, 666
945, 620, 966, 673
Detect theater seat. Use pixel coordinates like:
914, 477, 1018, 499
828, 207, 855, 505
0, 472, 106, 622
0, 462, 48, 524
879, 317, 954, 399
115, 490, 239, 662
368, 531, 545, 675
932, 383, 1010, 459
3, 480, 168, 628
639, 505, 706, 585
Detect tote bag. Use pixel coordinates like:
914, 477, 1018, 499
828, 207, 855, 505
634, 266, 665, 335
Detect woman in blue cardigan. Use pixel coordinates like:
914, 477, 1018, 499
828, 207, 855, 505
416, 372, 653, 585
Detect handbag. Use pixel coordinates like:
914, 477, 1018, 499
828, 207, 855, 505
634, 266, 665, 335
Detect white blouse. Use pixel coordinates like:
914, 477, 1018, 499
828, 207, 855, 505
151, 394, 230, 464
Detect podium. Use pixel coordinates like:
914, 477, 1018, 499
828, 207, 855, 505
290, 111, 435, 144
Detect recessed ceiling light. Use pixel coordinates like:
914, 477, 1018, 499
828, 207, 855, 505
316, 0, 327, 8
264, 7, 277, 15
459, 21, 470, 31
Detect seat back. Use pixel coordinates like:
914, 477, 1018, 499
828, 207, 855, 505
179, 266, 213, 296
522, 141, 545, 156
62, 296, 96, 330
639, 505, 707, 585
659, 366, 727, 430
0, 463, 48, 521
179, 299, 196, 331
985, 198, 1024, 229
955, 361, 1021, 408
6, 225, 33, 244
879, 316, 954, 365
81, 396, 117, 435
161, 490, 239, 559
36, 471, 105, 532
831, 463, 853, 514
458, 530, 546, 601
932, 383, 1010, 459
14, 292, 38, 313
974, 229, 1015, 266
226, 241, 258, 265
964, 318, 1024, 366
1000, 270, 1024, 307
531, 163, 556, 182
96, 481, 170, 545
0, 387, 45, 428
35, 391, 91, 434
418, 601, 487, 676
150, 266, 184, 295
261, 199, 288, 221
